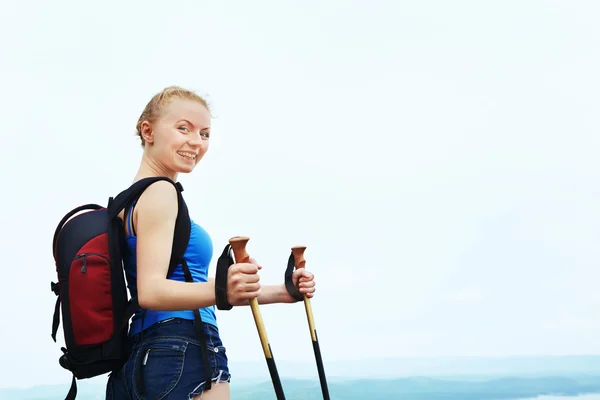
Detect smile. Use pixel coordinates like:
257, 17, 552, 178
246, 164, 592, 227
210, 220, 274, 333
177, 151, 197, 160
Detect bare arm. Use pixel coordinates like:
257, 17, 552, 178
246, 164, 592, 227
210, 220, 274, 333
135, 181, 217, 311
240, 269, 316, 306
232, 284, 292, 306
257, 284, 296, 305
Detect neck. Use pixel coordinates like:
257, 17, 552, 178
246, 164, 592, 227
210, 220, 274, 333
134, 152, 178, 183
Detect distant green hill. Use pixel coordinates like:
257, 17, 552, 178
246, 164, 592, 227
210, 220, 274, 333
3, 375, 600, 400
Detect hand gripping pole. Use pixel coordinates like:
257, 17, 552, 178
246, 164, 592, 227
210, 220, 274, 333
229, 236, 286, 400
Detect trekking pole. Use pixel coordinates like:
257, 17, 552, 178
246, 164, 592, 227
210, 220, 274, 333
291, 246, 330, 400
229, 236, 286, 400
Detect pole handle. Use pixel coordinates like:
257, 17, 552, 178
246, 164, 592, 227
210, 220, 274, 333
229, 236, 251, 263
228, 236, 273, 358
291, 245, 307, 269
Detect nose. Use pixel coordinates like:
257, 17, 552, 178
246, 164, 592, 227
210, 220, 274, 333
187, 132, 204, 148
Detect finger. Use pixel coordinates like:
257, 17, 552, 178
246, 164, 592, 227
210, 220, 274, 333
298, 276, 315, 286
295, 270, 313, 280
243, 273, 261, 284
249, 257, 264, 268
236, 263, 259, 274
292, 269, 304, 278
242, 282, 261, 293
299, 280, 315, 288
241, 288, 261, 299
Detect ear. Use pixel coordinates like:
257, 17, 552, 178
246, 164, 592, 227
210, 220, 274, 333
140, 121, 154, 144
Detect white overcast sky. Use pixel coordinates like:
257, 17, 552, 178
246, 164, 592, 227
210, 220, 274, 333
1, 0, 600, 389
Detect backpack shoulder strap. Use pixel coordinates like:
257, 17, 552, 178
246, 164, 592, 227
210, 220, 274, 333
168, 182, 190, 278
108, 177, 178, 219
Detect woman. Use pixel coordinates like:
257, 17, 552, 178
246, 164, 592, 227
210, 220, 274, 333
106, 86, 316, 399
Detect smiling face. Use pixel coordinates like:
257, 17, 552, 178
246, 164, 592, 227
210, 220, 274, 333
136, 87, 212, 177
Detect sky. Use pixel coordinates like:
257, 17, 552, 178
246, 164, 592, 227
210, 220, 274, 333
0, 0, 599, 389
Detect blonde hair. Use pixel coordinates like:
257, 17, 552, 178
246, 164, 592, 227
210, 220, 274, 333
135, 85, 210, 146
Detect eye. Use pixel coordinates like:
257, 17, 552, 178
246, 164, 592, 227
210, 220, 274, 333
200, 131, 210, 139
178, 125, 189, 132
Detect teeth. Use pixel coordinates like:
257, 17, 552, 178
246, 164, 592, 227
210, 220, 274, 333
177, 151, 196, 160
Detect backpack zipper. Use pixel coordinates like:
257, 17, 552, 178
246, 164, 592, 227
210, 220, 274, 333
74, 253, 110, 273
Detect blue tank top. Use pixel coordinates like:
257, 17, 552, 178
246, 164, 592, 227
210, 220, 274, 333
123, 203, 217, 336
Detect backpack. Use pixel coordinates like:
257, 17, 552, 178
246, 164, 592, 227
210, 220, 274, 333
50, 177, 213, 399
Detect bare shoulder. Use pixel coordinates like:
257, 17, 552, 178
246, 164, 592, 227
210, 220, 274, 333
135, 180, 179, 225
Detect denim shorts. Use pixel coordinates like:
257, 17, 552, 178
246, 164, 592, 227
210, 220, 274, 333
106, 317, 231, 399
